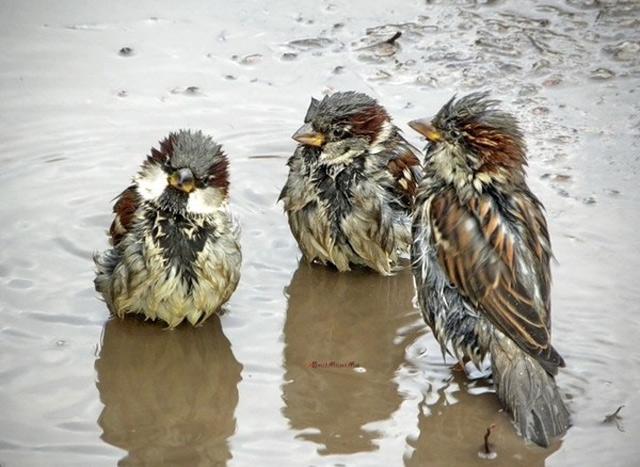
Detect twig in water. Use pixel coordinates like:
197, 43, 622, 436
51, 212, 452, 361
603, 405, 625, 432
484, 424, 496, 454
384, 31, 402, 45
478, 423, 497, 459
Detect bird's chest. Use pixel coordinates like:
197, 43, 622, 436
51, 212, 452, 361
310, 159, 366, 214
146, 210, 216, 285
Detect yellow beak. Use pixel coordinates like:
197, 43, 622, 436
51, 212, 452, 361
408, 118, 443, 143
292, 122, 325, 147
168, 168, 195, 193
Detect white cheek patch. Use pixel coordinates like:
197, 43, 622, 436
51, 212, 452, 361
187, 187, 225, 215
135, 164, 168, 201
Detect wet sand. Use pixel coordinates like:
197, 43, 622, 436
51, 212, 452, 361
0, 0, 639, 465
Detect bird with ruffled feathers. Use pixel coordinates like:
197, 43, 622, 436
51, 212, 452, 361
279, 91, 422, 275
94, 130, 241, 328
409, 92, 570, 446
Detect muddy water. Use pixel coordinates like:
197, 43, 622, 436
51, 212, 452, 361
0, 0, 639, 465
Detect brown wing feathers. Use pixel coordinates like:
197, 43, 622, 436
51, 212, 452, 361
430, 190, 563, 374
387, 148, 421, 205
109, 186, 141, 246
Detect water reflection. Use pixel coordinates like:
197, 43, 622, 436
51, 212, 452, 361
406, 373, 561, 467
95, 317, 242, 466
281, 263, 418, 455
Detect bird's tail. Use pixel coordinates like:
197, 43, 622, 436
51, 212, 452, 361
490, 334, 570, 447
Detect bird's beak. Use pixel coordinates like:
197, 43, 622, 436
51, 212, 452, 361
292, 123, 325, 147
168, 168, 195, 193
408, 118, 443, 143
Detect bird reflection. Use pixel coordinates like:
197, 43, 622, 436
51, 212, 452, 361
95, 317, 242, 466
406, 372, 562, 467
281, 263, 420, 455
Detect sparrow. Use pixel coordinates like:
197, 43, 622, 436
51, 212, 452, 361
94, 130, 242, 328
409, 92, 570, 446
279, 91, 422, 275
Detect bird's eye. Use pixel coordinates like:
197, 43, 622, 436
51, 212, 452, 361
448, 129, 461, 141
331, 127, 349, 139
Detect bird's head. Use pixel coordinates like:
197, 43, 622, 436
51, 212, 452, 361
409, 92, 526, 185
135, 130, 229, 215
292, 91, 392, 153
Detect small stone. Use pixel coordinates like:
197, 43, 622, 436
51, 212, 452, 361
553, 174, 572, 183
117, 90, 128, 97
532, 106, 550, 115
543, 77, 561, 87
281, 52, 298, 61
415, 75, 438, 87
590, 68, 616, 80
119, 47, 134, 57
604, 41, 640, 61
240, 54, 262, 65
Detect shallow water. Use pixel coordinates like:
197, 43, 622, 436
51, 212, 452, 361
0, 0, 639, 465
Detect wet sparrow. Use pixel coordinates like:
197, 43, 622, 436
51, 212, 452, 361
279, 91, 422, 275
409, 93, 569, 446
94, 130, 241, 328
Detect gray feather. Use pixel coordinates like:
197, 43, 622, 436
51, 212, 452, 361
490, 333, 571, 447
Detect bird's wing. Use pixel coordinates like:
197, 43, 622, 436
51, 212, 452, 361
429, 189, 563, 374
385, 141, 422, 211
109, 185, 141, 246
278, 145, 315, 205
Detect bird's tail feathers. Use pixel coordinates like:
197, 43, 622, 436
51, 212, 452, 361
490, 335, 570, 447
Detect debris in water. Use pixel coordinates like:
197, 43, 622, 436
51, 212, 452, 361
542, 77, 562, 87
590, 68, 616, 80
240, 54, 263, 65
356, 31, 402, 61
118, 47, 134, 57
170, 86, 202, 96
603, 405, 625, 432
478, 424, 497, 460
532, 106, 550, 115
603, 41, 640, 62
384, 31, 402, 46
553, 174, 572, 183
